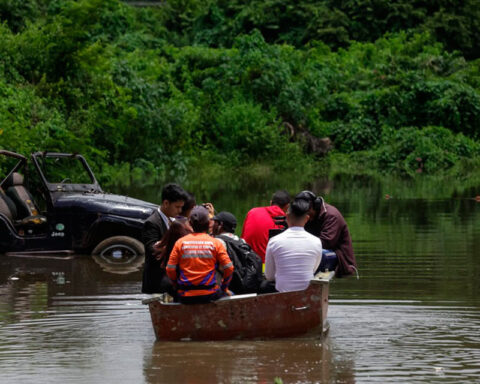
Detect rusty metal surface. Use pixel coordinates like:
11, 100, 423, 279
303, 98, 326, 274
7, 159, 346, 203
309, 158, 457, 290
147, 281, 330, 341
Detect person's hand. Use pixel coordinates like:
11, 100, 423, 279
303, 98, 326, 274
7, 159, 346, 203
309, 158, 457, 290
153, 241, 164, 260
224, 289, 233, 296
202, 203, 215, 218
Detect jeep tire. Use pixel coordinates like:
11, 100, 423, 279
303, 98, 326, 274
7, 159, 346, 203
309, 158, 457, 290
92, 236, 145, 259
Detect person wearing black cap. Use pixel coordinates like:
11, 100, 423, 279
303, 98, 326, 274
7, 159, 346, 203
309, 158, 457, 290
295, 191, 357, 278
166, 206, 234, 303
211, 211, 237, 236
212, 212, 263, 293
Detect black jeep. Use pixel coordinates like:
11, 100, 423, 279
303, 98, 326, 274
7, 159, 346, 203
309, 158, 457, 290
0, 150, 156, 259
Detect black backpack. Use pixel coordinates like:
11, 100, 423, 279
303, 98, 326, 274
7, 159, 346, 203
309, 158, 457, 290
217, 234, 263, 294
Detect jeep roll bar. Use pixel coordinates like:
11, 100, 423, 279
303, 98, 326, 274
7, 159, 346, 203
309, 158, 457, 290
0, 150, 27, 188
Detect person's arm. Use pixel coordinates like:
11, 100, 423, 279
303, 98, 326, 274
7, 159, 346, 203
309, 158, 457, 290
202, 203, 215, 218
154, 244, 165, 260
166, 242, 180, 284
264, 242, 276, 281
319, 214, 342, 250
216, 242, 234, 292
142, 219, 162, 258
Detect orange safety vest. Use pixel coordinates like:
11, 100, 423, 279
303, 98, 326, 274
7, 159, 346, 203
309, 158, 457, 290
166, 232, 234, 297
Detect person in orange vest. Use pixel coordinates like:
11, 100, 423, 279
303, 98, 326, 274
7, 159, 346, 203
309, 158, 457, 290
166, 205, 234, 304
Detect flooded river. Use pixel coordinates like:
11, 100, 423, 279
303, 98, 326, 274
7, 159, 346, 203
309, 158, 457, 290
1, 175, 479, 383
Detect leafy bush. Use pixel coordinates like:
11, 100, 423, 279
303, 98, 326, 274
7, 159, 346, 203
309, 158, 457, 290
214, 99, 281, 157
0, 78, 100, 157
1, 0, 480, 181
375, 126, 480, 175
149, 0, 480, 59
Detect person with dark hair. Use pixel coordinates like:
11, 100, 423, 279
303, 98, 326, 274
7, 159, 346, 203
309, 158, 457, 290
149, 219, 192, 298
142, 183, 187, 294
212, 212, 263, 293
179, 192, 196, 219
296, 190, 357, 278
166, 206, 234, 304
211, 211, 237, 234
156, 219, 192, 268
241, 190, 291, 263
264, 199, 322, 292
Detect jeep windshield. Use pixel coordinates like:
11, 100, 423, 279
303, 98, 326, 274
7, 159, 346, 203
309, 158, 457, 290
32, 152, 103, 194
40, 157, 93, 184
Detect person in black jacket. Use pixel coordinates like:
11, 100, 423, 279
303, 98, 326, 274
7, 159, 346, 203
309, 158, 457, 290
141, 183, 187, 294
212, 211, 263, 294
296, 191, 357, 278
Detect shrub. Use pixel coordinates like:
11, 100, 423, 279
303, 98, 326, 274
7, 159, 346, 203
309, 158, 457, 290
214, 99, 281, 158
375, 126, 480, 175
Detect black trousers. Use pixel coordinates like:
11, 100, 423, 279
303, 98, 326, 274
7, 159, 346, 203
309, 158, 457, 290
258, 280, 278, 294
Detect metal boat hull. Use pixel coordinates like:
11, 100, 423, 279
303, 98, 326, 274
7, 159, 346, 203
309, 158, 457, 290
143, 274, 332, 341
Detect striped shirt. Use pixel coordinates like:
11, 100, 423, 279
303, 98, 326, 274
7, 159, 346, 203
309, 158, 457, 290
166, 233, 234, 297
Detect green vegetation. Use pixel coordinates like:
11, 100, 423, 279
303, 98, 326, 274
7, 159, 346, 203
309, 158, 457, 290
1, 0, 480, 185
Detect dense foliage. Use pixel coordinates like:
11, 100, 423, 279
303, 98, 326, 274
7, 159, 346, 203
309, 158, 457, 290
1, 0, 480, 184
160, 0, 480, 59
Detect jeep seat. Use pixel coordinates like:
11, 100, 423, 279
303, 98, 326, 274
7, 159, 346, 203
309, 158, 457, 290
0, 188, 17, 221
5, 172, 41, 218
3, 173, 47, 228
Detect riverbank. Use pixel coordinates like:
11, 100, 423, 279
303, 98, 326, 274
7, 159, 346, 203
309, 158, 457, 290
106, 151, 480, 207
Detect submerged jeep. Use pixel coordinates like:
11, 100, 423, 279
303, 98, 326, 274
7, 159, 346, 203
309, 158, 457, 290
0, 150, 157, 258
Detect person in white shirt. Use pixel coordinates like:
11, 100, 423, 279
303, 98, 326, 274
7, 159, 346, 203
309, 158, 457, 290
264, 198, 322, 292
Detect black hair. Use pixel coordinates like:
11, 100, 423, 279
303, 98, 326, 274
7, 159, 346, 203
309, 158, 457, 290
288, 198, 310, 218
215, 219, 236, 233
295, 190, 323, 212
221, 222, 235, 232
191, 219, 209, 233
161, 183, 187, 203
189, 206, 210, 233
212, 212, 237, 233
271, 190, 291, 207
158, 220, 192, 267
180, 192, 196, 216
295, 190, 315, 203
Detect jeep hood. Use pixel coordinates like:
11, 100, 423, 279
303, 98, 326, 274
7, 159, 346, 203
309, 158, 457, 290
54, 193, 157, 219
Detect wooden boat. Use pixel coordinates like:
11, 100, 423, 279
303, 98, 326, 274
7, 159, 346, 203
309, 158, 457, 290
142, 271, 334, 341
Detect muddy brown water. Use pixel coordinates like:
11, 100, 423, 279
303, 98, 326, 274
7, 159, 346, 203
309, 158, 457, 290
1, 177, 479, 383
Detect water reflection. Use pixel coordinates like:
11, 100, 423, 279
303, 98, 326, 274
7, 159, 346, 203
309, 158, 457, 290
143, 337, 355, 384
0, 254, 143, 325
92, 253, 144, 275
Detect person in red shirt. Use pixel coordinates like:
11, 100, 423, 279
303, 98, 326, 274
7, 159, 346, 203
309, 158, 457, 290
167, 205, 234, 304
241, 190, 291, 263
